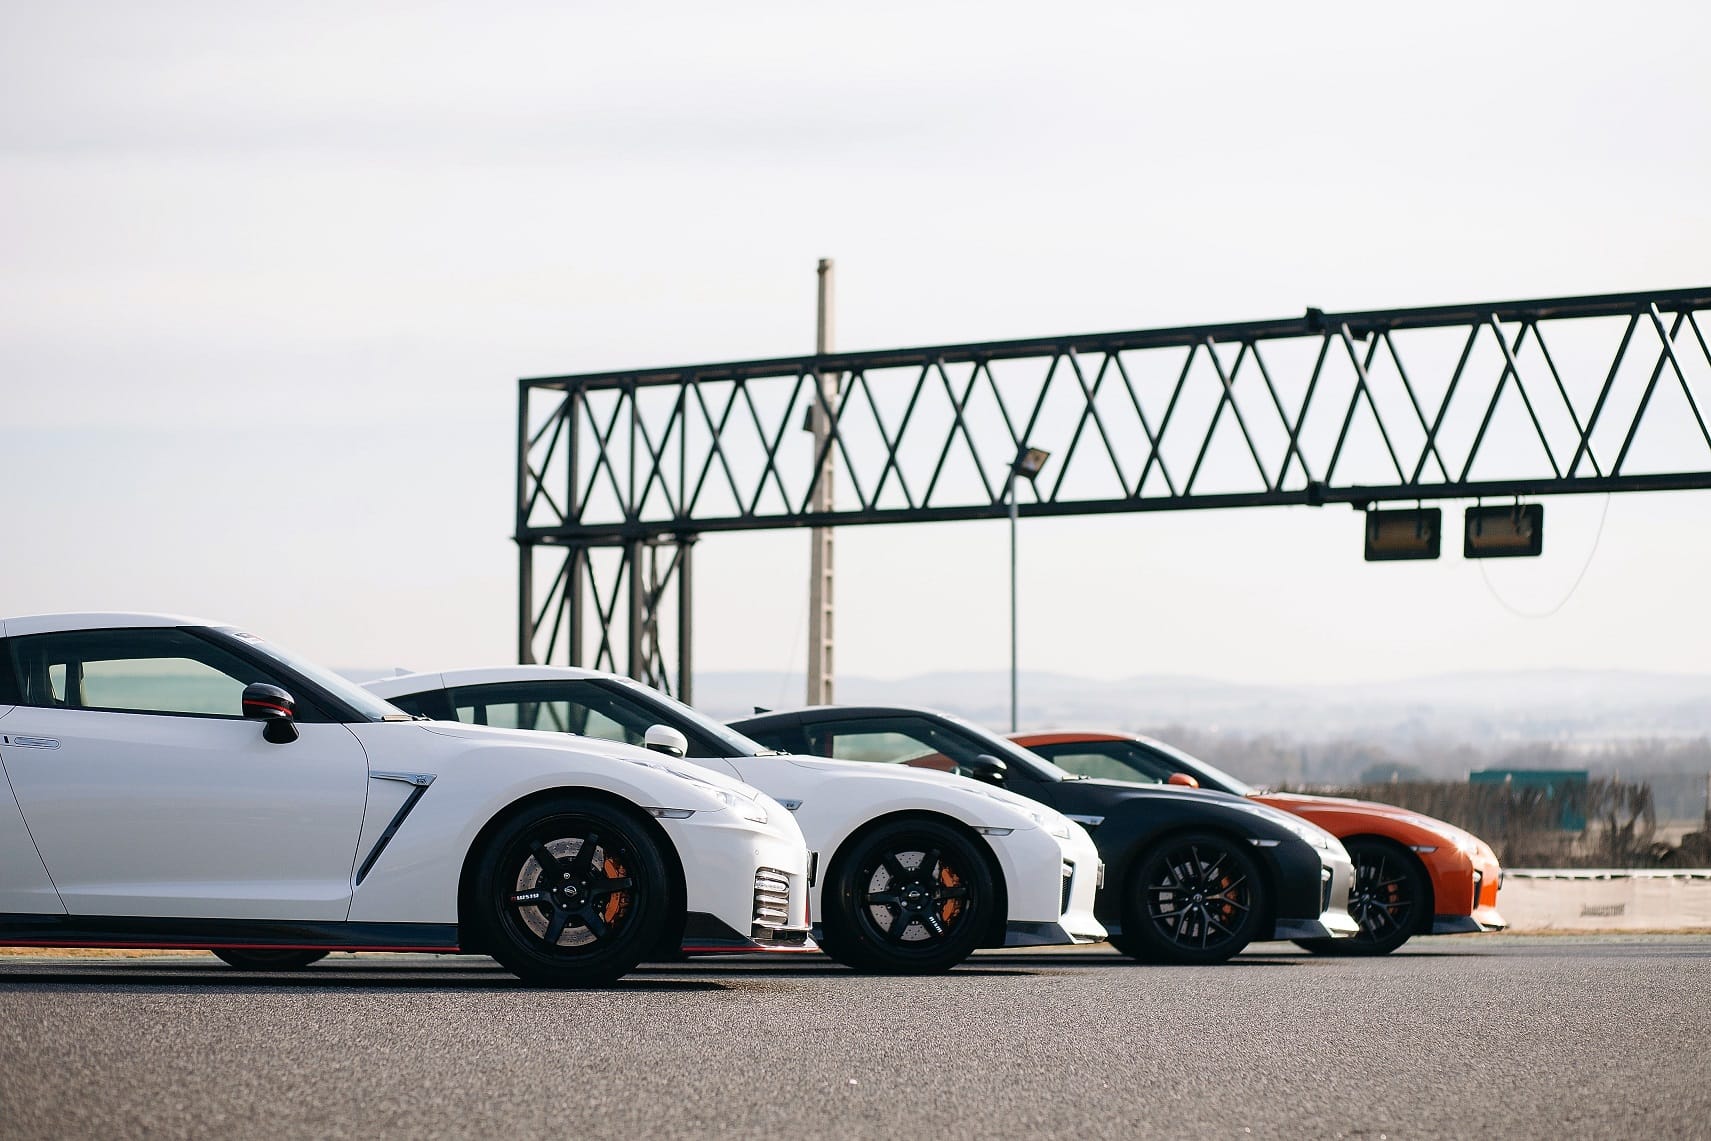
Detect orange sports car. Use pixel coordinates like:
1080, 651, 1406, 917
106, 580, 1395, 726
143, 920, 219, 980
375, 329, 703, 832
1011, 730, 1505, 954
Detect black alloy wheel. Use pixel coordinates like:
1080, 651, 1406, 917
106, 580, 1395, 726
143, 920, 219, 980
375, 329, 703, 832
211, 949, 329, 970
1112, 833, 1262, 965
474, 798, 669, 986
1296, 838, 1426, 956
821, 818, 994, 974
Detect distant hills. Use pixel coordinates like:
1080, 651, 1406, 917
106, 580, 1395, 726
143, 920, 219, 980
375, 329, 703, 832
697, 668, 1711, 815
693, 667, 1711, 745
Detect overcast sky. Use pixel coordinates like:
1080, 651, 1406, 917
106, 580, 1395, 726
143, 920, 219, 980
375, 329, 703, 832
3, 1, 1709, 690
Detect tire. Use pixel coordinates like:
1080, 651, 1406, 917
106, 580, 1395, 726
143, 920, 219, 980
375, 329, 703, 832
1114, 832, 1263, 965
1294, 838, 1426, 956
211, 949, 329, 970
471, 797, 671, 986
820, 817, 994, 974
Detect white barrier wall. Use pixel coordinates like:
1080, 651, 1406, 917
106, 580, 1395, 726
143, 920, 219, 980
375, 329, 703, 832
1499, 870, 1711, 931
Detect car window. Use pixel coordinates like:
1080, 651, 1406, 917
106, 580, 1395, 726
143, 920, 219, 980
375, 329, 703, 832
803, 717, 995, 779
1030, 739, 1252, 794
384, 689, 453, 721
444, 680, 728, 758
212, 628, 406, 723
6, 628, 296, 720
607, 677, 781, 759
1036, 744, 1166, 783
824, 729, 945, 767
733, 722, 801, 754
452, 684, 632, 739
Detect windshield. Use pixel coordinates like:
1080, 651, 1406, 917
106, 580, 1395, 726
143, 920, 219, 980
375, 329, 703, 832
612, 677, 784, 758
211, 628, 410, 722
931, 711, 1075, 782
1142, 738, 1256, 796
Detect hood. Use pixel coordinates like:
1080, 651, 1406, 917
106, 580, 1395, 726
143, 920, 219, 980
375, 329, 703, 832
414, 721, 768, 800
1263, 791, 1482, 847
1265, 790, 1455, 828
1060, 778, 1345, 851
778, 753, 996, 794
1072, 777, 1258, 809
419, 719, 647, 758
776, 753, 1068, 812
770, 753, 1080, 835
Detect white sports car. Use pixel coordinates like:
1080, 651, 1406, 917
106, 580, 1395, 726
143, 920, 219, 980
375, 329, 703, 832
365, 666, 1107, 973
0, 614, 812, 985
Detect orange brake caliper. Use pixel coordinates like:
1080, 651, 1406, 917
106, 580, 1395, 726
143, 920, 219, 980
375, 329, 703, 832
940, 865, 962, 925
603, 857, 629, 924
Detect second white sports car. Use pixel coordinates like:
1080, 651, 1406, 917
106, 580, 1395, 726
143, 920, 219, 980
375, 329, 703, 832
366, 667, 1107, 973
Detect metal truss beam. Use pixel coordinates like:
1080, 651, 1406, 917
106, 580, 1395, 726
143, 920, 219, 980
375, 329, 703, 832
517, 286, 1711, 689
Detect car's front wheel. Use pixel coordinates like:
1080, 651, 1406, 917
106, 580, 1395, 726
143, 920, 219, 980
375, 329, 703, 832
820, 818, 994, 974
210, 949, 329, 970
1110, 833, 1263, 965
1295, 838, 1426, 956
472, 797, 671, 986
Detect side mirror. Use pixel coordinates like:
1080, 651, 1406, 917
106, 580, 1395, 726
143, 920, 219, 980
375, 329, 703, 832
242, 683, 299, 745
1167, 772, 1200, 789
644, 724, 689, 759
968, 754, 1008, 786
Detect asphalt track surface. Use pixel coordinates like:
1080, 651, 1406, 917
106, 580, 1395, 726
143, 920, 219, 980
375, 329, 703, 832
1, 937, 1707, 1141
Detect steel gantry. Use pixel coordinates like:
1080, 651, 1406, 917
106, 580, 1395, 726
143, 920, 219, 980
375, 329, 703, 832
517, 286, 1711, 696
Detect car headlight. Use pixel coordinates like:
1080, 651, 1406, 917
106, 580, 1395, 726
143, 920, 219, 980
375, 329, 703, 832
976, 788, 1073, 838
1449, 830, 1482, 858
710, 787, 771, 825
1280, 816, 1333, 850
1029, 809, 1074, 839
1235, 802, 1333, 849
1406, 816, 1484, 859
624, 757, 771, 824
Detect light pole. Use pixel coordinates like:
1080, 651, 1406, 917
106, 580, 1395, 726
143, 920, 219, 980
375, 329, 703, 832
1008, 446, 1051, 732
806, 258, 837, 705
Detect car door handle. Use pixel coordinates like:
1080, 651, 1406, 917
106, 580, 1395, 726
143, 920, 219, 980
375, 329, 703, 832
0, 735, 59, 750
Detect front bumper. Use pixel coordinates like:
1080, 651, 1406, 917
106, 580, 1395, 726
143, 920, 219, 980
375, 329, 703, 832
1429, 911, 1507, 935
1269, 844, 1358, 941
680, 909, 816, 953
658, 810, 815, 955
1467, 858, 1507, 931
991, 824, 1107, 947
1423, 852, 1507, 936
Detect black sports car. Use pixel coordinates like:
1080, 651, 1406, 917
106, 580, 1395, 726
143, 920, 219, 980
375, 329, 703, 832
731, 706, 1358, 964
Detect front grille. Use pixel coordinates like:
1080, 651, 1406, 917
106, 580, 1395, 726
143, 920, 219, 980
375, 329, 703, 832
1320, 865, 1334, 913
1060, 862, 1075, 916
752, 867, 792, 932
1472, 869, 1484, 910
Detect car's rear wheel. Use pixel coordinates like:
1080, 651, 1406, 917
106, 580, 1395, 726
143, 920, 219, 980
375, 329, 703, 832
1111, 833, 1262, 965
1295, 838, 1426, 956
210, 949, 329, 970
820, 818, 993, 974
473, 797, 670, 986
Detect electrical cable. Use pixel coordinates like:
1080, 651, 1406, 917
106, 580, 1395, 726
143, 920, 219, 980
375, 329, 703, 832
1476, 493, 1613, 618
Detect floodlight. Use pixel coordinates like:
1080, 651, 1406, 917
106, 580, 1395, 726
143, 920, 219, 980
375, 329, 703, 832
1013, 447, 1051, 481
1364, 508, 1441, 561
1465, 504, 1544, 558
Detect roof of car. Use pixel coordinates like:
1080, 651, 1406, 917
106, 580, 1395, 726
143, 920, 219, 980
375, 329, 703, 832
0, 612, 219, 638
732, 705, 965, 725
1009, 730, 1136, 744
